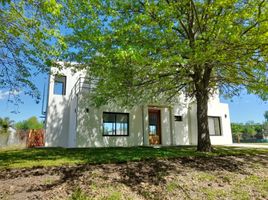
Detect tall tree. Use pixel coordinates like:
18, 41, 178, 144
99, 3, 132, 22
231, 123, 244, 143
0, 0, 64, 105
243, 121, 257, 139
60, 0, 268, 151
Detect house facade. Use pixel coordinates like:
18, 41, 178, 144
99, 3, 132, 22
45, 65, 233, 147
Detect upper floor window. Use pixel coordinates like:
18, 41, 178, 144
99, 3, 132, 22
208, 116, 221, 136
103, 112, 129, 136
54, 75, 66, 95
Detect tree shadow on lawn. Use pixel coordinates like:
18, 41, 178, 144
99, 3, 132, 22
19, 154, 268, 199
0, 147, 189, 169
1, 147, 268, 199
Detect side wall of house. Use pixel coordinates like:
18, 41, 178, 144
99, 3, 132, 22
45, 66, 85, 147
188, 97, 233, 145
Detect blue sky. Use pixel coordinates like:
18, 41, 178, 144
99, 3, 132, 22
0, 73, 48, 122
221, 94, 267, 124
0, 74, 267, 124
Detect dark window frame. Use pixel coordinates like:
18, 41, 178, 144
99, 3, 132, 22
148, 109, 162, 145
54, 75, 67, 95
102, 112, 130, 136
208, 116, 222, 136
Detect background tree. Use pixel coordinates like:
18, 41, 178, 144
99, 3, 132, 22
263, 111, 268, 137
263, 122, 268, 136
15, 116, 43, 130
231, 119, 268, 142
0, 117, 14, 133
61, 0, 268, 151
231, 123, 244, 143
0, 0, 64, 106
242, 121, 257, 140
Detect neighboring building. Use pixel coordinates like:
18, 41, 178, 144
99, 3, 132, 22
45, 64, 232, 147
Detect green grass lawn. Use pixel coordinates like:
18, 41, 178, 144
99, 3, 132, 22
247, 143, 268, 145
0, 146, 268, 169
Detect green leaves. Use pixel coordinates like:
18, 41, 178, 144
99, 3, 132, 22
0, 117, 14, 133
42, 0, 62, 16
59, 0, 266, 105
0, 0, 63, 104
15, 116, 43, 130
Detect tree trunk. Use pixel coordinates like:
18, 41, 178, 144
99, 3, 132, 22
196, 91, 212, 152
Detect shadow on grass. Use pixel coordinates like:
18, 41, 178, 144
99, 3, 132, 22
25, 152, 268, 199
1, 146, 268, 199
0, 146, 267, 169
0, 146, 197, 169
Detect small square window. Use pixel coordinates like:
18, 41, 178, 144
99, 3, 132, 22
54, 75, 66, 95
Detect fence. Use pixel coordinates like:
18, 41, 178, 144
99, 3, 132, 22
26, 129, 45, 148
237, 138, 268, 143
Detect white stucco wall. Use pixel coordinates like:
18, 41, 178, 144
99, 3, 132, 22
160, 107, 172, 145
188, 99, 233, 145
45, 65, 232, 147
76, 94, 144, 147
208, 102, 233, 145
173, 103, 190, 145
45, 65, 85, 147
68, 95, 77, 147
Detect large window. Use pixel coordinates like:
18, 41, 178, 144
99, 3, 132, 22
54, 75, 66, 95
103, 112, 129, 136
208, 117, 221, 136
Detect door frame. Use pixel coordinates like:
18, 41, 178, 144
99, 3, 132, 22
148, 108, 162, 145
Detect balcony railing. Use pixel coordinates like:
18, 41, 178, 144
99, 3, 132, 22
70, 77, 91, 98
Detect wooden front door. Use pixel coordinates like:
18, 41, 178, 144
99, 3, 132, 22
148, 109, 161, 145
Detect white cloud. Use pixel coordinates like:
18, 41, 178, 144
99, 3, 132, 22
0, 91, 9, 100
0, 90, 21, 100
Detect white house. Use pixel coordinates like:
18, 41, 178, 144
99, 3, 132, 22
45, 64, 232, 147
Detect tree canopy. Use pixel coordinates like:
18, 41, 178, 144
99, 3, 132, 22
59, 0, 268, 151
0, 0, 63, 105
15, 116, 43, 130
61, 0, 268, 101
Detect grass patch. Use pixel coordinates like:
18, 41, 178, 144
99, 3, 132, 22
245, 143, 268, 146
232, 175, 268, 199
200, 187, 227, 200
197, 172, 217, 182
166, 181, 180, 193
0, 146, 267, 169
196, 172, 268, 200
69, 188, 90, 200
103, 191, 122, 200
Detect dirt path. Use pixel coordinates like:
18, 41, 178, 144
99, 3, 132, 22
0, 155, 268, 200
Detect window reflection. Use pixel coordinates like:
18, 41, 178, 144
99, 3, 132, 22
103, 113, 129, 136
